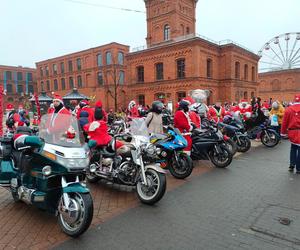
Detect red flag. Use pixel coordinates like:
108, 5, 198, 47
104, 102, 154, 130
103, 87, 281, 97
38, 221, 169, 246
34, 93, 41, 121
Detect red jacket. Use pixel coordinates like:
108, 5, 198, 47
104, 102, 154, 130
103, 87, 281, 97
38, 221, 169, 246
83, 120, 112, 146
174, 110, 192, 151
208, 106, 226, 122
189, 111, 201, 128
281, 103, 300, 145
47, 107, 71, 133
129, 106, 139, 118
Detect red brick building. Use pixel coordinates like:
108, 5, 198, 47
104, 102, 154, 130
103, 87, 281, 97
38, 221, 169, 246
258, 69, 300, 102
0, 65, 37, 108
36, 0, 260, 110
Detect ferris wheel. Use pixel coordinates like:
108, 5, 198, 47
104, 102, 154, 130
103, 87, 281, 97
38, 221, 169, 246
258, 32, 300, 73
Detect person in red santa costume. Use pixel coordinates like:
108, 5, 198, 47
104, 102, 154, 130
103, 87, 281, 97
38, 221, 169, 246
236, 99, 252, 120
174, 100, 193, 155
184, 97, 201, 129
77, 100, 94, 124
93, 100, 107, 122
208, 101, 226, 123
128, 100, 139, 119
281, 94, 300, 173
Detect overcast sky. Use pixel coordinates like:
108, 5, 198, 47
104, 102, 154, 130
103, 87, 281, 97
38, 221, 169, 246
0, 0, 299, 68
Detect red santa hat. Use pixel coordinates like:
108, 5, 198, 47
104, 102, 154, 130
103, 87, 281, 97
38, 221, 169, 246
53, 94, 64, 104
294, 94, 300, 103
183, 96, 195, 105
81, 100, 89, 106
6, 103, 14, 111
95, 100, 103, 108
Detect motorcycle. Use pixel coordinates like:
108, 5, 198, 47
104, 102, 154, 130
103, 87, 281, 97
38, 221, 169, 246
86, 118, 167, 205
149, 126, 193, 179
191, 122, 233, 168
0, 114, 93, 237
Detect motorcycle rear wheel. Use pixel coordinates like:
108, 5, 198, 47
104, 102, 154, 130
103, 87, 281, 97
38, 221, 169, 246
136, 169, 166, 205
58, 193, 94, 238
209, 146, 233, 168
168, 153, 193, 179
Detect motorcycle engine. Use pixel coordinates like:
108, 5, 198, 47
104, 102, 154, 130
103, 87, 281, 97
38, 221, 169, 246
118, 161, 138, 185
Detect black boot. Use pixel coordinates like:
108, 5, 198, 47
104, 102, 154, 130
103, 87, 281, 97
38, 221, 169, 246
289, 165, 295, 172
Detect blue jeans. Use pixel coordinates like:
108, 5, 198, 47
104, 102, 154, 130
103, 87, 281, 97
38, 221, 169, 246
290, 144, 300, 171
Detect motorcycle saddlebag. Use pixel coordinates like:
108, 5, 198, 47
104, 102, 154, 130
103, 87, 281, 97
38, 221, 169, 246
0, 137, 13, 160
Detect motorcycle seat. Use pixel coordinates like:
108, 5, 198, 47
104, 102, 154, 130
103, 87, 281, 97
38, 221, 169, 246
15, 126, 33, 136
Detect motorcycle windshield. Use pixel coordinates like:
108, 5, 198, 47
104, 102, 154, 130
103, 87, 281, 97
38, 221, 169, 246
39, 114, 85, 147
129, 118, 149, 137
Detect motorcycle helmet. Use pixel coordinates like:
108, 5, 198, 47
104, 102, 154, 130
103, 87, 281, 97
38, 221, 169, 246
189, 103, 200, 113
151, 101, 164, 114
272, 101, 279, 109
178, 100, 190, 112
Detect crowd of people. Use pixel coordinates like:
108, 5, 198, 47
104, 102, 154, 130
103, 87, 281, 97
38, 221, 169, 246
4, 91, 300, 174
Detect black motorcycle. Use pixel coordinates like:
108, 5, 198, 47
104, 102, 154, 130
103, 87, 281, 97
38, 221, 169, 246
191, 123, 233, 168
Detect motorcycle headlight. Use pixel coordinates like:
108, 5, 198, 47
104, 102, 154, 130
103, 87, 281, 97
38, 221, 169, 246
57, 156, 90, 170
145, 143, 156, 155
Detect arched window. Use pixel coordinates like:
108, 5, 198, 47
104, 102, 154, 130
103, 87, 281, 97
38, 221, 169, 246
164, 24, 170, 41
97, 54, 102, 66
244, 64, 248, 80
54, 79, 58, 91
235, 62, 240, 79
118, 52, 124, 65
137, 66, 144, 83
207, 59, 213, 78
69, 77, 74, 89
119, 71, 125, 84
61, 78, 66, 90
177, 92, 186, 102
97, 72, 103, 86
251, 91, 255, 98
138, 95, 145, 106
251, 66, 256, 81
77, 75, 83, 88
106, 51, 112, 65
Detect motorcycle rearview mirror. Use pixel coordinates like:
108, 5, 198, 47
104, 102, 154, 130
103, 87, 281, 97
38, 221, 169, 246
88, 140, 97, 149
24, 136, 43, 148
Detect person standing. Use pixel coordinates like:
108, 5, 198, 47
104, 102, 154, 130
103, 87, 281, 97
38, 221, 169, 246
208, 101, 226, 123
269, 101, 285, 135
145, 101, 164, 134
281, 94, 300, 173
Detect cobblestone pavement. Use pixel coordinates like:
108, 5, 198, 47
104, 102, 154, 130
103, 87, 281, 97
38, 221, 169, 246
56, 140, 300, 250
0, 151, 212, 249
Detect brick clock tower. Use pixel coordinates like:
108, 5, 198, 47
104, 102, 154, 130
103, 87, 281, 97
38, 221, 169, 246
144, 0, 198, 47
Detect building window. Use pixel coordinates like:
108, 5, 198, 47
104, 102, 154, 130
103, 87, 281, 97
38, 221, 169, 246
177, 58, 185, 79
207, 59, 212, 78
17, 72, 23, 81
5, 71, 12, 80
118, 52, 124, 65
235, 62, 240, 79
68, 60, 73, 72
164, 24, 170, 41
77, 75, 83, 88
251, 91, 255, 98
7, 84, 13, 93
177, 91, 186, 102
53, 64, 58, 75
60, 62, 65, 74
76, 58, 82, 70
272, 79, 281, 91
27, 72, 33, 82
251, 66, 256, 81
106, 51, 112, 65
244, 64, 248, 80
97, 72, 103, 85
69, 77, 74, 89
97, 54, 102, 66
138, 95, 145, 106
186, 27, 190, 34
46, 80, 50, 91
54, 79, 58, 91
40, 68, 43, 78
45, 66, 49, 77
156, 63, 164, 80
28, 85, 34, 94
17, 85, 23, 94
61, 78, 66, 90
119, 71, 125, 84
41, 81, 44, 91
137, 66, 144, 83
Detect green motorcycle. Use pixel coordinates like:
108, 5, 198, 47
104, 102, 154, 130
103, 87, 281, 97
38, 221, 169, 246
0, 114, 93, 237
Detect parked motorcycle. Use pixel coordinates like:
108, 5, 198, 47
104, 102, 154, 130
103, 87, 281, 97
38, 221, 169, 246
86, 118, 167, 205
149, 126, 193, 179
0, 114, 93, 237
191, 122, 233, 168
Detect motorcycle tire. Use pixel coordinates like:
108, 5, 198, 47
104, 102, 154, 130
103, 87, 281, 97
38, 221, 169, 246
58, 193, 94, 238
209, 145, 233, 168
224, 139, 237, 156
136, 169, 166, 205
168, 153, 194, 179
236, 136, 251, 153
261, 130, 280, 148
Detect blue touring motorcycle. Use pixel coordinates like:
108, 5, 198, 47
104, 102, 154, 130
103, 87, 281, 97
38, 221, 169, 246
0, 114, 93, 237
149, 126, 193, 179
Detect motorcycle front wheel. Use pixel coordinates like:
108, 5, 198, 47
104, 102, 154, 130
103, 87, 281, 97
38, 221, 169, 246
136, 169, 166, 205
58, 192, 94, 237
209, 145, 233, 168
224, 138, 237, 155
261, 130, 280, 148
168, 152, 194, 179
236, 136, 251, 152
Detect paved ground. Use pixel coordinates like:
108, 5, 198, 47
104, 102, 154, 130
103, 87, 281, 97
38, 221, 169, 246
56, 140, 300, 250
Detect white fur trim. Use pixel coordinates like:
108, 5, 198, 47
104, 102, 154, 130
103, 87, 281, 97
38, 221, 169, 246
89, 121, 100, 131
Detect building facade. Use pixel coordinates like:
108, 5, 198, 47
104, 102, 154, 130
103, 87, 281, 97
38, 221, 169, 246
0, 65, 37, 108
258, 69, 300, 102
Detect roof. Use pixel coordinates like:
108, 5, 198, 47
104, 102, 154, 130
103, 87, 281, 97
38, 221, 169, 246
63, 88, 89, 100
37, 92, 53, 102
